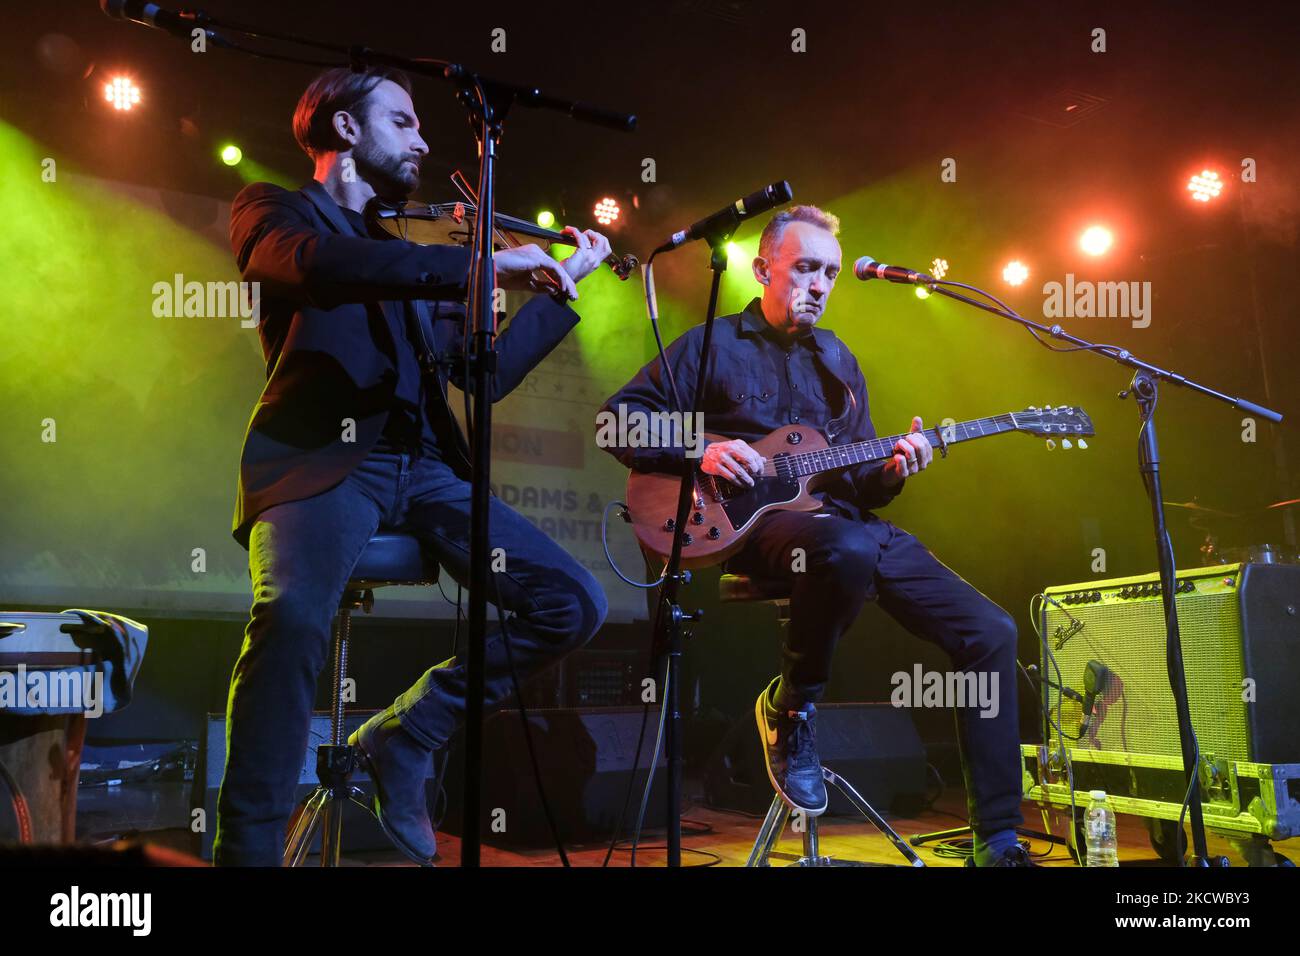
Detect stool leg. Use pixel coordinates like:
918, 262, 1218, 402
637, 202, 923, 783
284, 788, 328, 867
284, 604, 360, 867
746, 795, 791, 867
330, 608, 351, 747
801, 815, 822, 865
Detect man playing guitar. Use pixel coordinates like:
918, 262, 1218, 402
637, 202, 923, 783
600, 206, 1032, 866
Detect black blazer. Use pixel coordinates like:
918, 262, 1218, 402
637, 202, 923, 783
229, 180, 579, 549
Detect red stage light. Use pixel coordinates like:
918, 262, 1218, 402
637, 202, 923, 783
1002, 260, 1029, 286
593, 197, 620, 226
1079, 226, 1113, 256
104, 75, 142, 111
1187, 169, 1223, 203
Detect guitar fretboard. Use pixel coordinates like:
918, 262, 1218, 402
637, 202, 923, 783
782, 414, 1020, 478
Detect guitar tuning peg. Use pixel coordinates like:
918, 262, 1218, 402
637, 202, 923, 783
1045, 439, 1057, 450
1062, 438, 1073, 449
1078, 438, 1088, 449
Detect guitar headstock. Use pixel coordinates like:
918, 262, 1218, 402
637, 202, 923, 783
1013, 405, 1095, 450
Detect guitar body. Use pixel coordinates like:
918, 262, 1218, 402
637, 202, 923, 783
623, 403, 1095, 570
626, 425, 829, 569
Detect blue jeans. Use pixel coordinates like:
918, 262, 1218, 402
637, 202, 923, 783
213, 451, 608, 866
727, 508, 1024, 837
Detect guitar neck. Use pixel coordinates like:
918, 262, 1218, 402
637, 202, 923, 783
787, 414, 1021, 478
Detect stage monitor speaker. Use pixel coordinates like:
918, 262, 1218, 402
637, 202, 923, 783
438, 707, 667, 848
1040, 562, 1300, 763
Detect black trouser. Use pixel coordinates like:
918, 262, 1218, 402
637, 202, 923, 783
727, 508, 1024, 837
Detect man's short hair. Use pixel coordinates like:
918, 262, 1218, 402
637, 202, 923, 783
757, 205, 841, 260
292, 66, 413, 160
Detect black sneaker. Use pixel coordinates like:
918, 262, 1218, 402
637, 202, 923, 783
755, 679, 827, 815
965, 844, 1040, 867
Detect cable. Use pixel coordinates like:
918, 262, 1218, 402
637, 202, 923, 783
601, 501, 666, 588
931, 279, 1129, 358
489, 575, 570, 867
630, 654, 671, 867
642, 254, 685, 415
1027, 592, 1081, 861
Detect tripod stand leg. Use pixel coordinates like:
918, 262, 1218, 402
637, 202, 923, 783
320, 793, 345, 867
746, 798, 791, 867
284, 787, 328, 867
824, 769, 925, 867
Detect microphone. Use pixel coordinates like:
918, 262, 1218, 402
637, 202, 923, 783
653, 180, 793, 255
99, 1, 211, 42
853, 256, 934, 284
1078, 660, 1113, 737
1024, 665, 1083, 704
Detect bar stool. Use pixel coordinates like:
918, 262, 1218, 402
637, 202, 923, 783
283, 533, 441, 867
718, 573, 924, 868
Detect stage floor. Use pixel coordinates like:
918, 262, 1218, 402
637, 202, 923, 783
75, 781, 1299, 867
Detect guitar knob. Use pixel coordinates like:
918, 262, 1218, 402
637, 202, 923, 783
707, 527, 721, 539
681, 533, 693, 546
691, 511, 704, 525
663, 518, 675, 531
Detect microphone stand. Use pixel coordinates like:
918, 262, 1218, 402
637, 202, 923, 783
102, 5, 636, 869
647, 231, 738, 867
924, 278, 1282, 867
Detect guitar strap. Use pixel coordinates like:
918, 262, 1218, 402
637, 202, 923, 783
812, 330, 856, 441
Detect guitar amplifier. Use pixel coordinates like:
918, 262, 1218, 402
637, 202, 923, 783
1038, 562, 1299, 763
1025, 562, 1300, 843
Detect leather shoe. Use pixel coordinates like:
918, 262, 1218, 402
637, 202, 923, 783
350, 707, 438, 865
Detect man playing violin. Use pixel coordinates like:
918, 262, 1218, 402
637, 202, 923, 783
599, 206, 1032, 866
214, 66, 611, 866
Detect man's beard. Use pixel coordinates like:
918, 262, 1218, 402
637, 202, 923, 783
354, 139, 420, 200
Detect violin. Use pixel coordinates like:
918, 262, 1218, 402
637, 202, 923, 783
365, 199, 639, 280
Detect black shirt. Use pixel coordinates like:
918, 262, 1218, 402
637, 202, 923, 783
598, 296, 903, 520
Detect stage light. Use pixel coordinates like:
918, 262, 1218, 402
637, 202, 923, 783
930, 257, 949, 279
725, 241, 744, 260
593, 197, 620, 226
104, 75, 141, 111
1187, 169, 1223, 203
1079, 226, 1113, 256
220, 144, 243, 167
914, 286, 931, 299
1002, 260, 1029, 286
536, 210, 555, 229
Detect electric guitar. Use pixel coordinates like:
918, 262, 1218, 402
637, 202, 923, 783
626, 405, 1095, 568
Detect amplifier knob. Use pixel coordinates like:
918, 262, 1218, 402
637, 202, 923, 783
1091, 591, 1101, 602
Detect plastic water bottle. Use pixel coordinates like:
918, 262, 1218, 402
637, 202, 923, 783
1085, 789, 1119, 867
